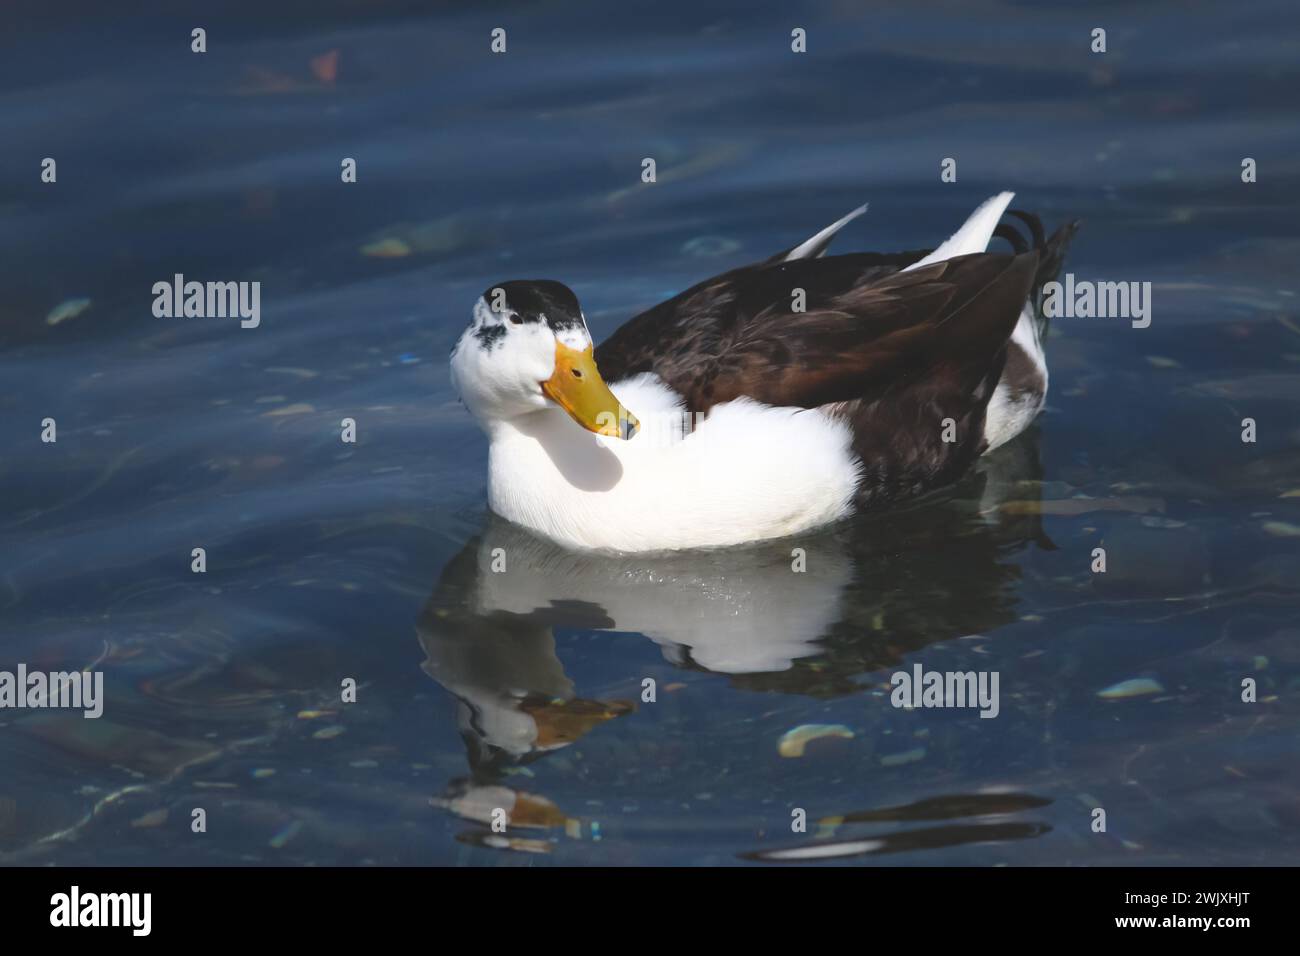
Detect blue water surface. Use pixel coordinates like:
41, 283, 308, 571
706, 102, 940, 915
1, 0, 1298, 865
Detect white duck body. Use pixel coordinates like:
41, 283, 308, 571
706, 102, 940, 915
485, 373, 861, 551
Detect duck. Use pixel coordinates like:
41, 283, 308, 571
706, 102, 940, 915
449, 191, 1078, 552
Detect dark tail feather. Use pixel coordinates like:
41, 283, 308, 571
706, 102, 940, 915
993, 223, 1028, 254
996, 210, 1081, 339
1007, 209, 1046, 250
1033, 220, 1081, 338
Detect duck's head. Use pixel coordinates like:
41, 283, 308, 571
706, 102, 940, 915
450, 280, 639, 439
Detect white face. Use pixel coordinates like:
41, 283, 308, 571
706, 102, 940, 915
450, 289, 638, 439
453, 295, 600, 418
450, 298, 561, 423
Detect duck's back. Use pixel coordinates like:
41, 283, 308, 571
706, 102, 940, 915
596, 202, 1078, 507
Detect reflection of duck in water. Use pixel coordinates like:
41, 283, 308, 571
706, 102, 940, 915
433, 526, 855, 675
419, 429, 1053, 773
421, 434, 1053, 836
450, 192, 1076, 551
416, 583, 633, 774
418, 545, 637, 833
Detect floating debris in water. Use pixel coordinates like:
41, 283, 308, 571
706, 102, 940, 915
310, 49, 339, 85
269, 820, 303, 849
1261, 521, 1300, 538
880, 746, 926, 767
777, 723, 854, 758
130, 808, 168, 828
296, 709, 333, 720
1145, 356, 1182, 368
251, 768, 276, 779
262, 403, 315, 417
1140, 515, 1186, 528
46, 297, 92, 326
360, 237, 412, 258
312, 725, 345, 740
1097, 677, 1165, 699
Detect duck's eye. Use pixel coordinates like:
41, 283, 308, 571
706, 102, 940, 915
571, 368, 583, 379
508, 314, 523, 326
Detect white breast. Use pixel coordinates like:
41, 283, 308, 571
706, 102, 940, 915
983, 305, 1048, 452
486, 375, 861, 552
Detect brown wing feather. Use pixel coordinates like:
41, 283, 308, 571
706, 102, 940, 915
597, 251, 1039, 414
590, 210, 1072, 506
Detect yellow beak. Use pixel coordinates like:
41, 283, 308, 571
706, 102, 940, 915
541, 342, 639, 439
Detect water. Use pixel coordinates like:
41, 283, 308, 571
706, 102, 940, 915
2, 0, 1298, 865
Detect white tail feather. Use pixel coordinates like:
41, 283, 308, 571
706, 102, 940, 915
903, 191, 1015, 272
783, 203, 869, 261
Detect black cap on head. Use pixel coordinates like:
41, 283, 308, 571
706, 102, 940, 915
481, 280, 585, 332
